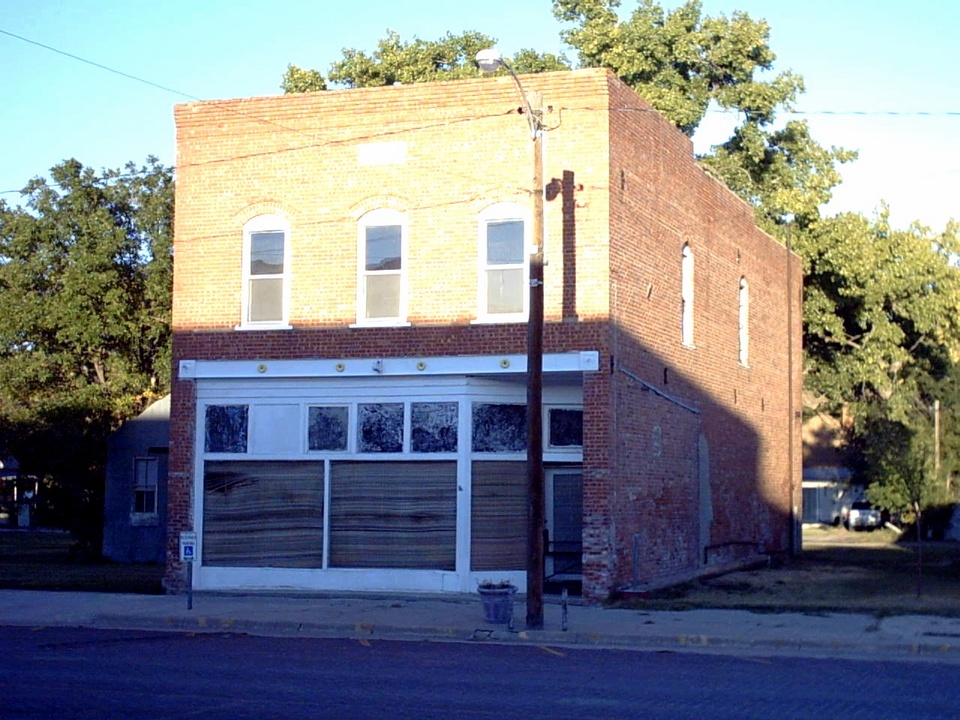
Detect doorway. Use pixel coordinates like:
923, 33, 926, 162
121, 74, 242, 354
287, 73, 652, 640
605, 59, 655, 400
545, 468, 583, 582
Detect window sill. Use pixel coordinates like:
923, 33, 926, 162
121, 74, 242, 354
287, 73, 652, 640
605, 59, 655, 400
471, 315, 528, 325
349, 321, 412, 329
234, 323, 293, 332
129, 513, 159, 527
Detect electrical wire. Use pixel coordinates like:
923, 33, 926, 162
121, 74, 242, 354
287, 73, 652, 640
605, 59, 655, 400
1, 27, 958, 200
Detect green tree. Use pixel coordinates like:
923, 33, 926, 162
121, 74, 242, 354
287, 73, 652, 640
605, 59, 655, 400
0, 157, 173, 545
796, 215, 960, 418
553, 0, 854, 229
281, 29, 569, 92
554, 0, 799, 134
798, 214, 960, 513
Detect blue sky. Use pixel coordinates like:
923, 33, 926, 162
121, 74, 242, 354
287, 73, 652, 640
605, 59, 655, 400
1, 0, 957, 232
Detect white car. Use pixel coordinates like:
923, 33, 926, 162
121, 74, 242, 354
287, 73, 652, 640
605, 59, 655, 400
845, 501, 883, 530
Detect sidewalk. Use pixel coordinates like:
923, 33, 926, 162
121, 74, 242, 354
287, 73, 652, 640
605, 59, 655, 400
2, 589, 960, 662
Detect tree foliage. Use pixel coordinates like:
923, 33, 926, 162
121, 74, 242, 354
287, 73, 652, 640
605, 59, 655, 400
0, 157, 173, 542
797, 215, 960, 506
552, 0, 855, 229
282, 29, 569, 92
797, 215, 960, 416
554, 0, 799, 134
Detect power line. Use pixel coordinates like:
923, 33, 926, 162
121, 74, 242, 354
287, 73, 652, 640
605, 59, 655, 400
0, 28, 342, 147
4, 27, 958, 121
1, 26, 958, 200
0, 28, 198, 100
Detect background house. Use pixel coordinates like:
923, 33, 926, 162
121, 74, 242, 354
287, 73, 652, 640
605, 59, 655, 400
102, 395, 169, 563
168, 68, 802, 601
802, 411, 855, 525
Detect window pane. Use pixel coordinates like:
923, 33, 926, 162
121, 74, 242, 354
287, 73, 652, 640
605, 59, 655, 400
205, 405, 248, 453
308, 406, 349, 451
134, 458, 152, 486
134, 489, 157, 514
358, 403, 404, 453
549, 408, 584, 447
486, 220, 524, 264
249, 278, 283, 322
472, 403, 526, 452
250, 231, 284, 275
412, 402, 458, 453
364, 274, 401, 319
487, 268, 524, 314
366, 225, 402, 271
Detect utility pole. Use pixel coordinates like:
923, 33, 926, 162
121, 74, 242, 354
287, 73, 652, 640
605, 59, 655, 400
475, 49, 546, 630
526, 89, 545, 631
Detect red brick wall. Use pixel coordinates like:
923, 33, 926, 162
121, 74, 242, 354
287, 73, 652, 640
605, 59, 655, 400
593, 74, 802, 594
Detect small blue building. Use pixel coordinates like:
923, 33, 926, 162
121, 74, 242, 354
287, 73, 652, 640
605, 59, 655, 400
102, 396, 169, 563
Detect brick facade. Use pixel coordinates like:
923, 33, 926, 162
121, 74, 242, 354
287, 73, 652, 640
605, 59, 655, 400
168, 68, 802, 600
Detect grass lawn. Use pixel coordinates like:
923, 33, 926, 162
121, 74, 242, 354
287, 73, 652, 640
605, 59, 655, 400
2, 526, 957, 614
0, 529, 164, 594
613, 526, 960, 616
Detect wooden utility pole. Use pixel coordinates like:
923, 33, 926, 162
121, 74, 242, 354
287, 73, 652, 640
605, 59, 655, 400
525, 89, 545, 631
475, 50, 546, 630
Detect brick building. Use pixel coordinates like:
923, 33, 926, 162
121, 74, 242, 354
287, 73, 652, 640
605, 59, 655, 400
167, 68, 802, 601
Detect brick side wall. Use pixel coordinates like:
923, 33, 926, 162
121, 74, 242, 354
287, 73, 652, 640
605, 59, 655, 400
599, 75, 802, 592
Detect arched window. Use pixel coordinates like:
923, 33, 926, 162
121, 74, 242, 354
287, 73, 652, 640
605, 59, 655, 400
681, 243, 694, 346
477, 202, 529, 321
242, 214, 289, 327
739, 277, 750, 366
357, 209, 406, 324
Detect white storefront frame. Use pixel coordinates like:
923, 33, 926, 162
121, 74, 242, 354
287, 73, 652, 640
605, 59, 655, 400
184, 352, 598, 594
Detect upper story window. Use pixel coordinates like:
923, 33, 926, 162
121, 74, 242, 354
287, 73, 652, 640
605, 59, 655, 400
738, 277, 750, 366
478, 202, 528, 321
242, 215, 289, 328
358, 209, 405, 325
681, 243, 694, 347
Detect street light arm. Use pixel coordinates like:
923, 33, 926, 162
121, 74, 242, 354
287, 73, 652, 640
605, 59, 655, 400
476, 49, 542, 140
497, 58, 542, 141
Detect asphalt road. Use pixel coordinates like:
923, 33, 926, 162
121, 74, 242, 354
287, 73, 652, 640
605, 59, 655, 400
5, 626, 958, 719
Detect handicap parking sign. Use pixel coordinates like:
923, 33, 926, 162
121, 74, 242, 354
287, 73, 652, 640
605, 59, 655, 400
179, 531, 198, 563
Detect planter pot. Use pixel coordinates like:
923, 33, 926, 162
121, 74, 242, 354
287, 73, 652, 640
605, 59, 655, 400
477, 586, 517, 624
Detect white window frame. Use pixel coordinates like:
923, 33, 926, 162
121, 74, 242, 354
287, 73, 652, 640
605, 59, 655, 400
476, 202, 530, 323
240, 214, 291, 330
356, 209, 407, 326
681, 243, 695, 347
132, 456, 158, 517
738, 276, 750, 366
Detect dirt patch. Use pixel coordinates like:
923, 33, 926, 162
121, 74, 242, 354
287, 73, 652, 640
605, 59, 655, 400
613, 527, 960, 616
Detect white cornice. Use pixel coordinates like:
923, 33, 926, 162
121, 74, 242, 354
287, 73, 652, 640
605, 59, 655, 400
178, 351, 600, 380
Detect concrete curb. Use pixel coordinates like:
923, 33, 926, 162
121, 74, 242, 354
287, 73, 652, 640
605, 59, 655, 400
84, 611, 960, 663
4, 590, 960, 664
